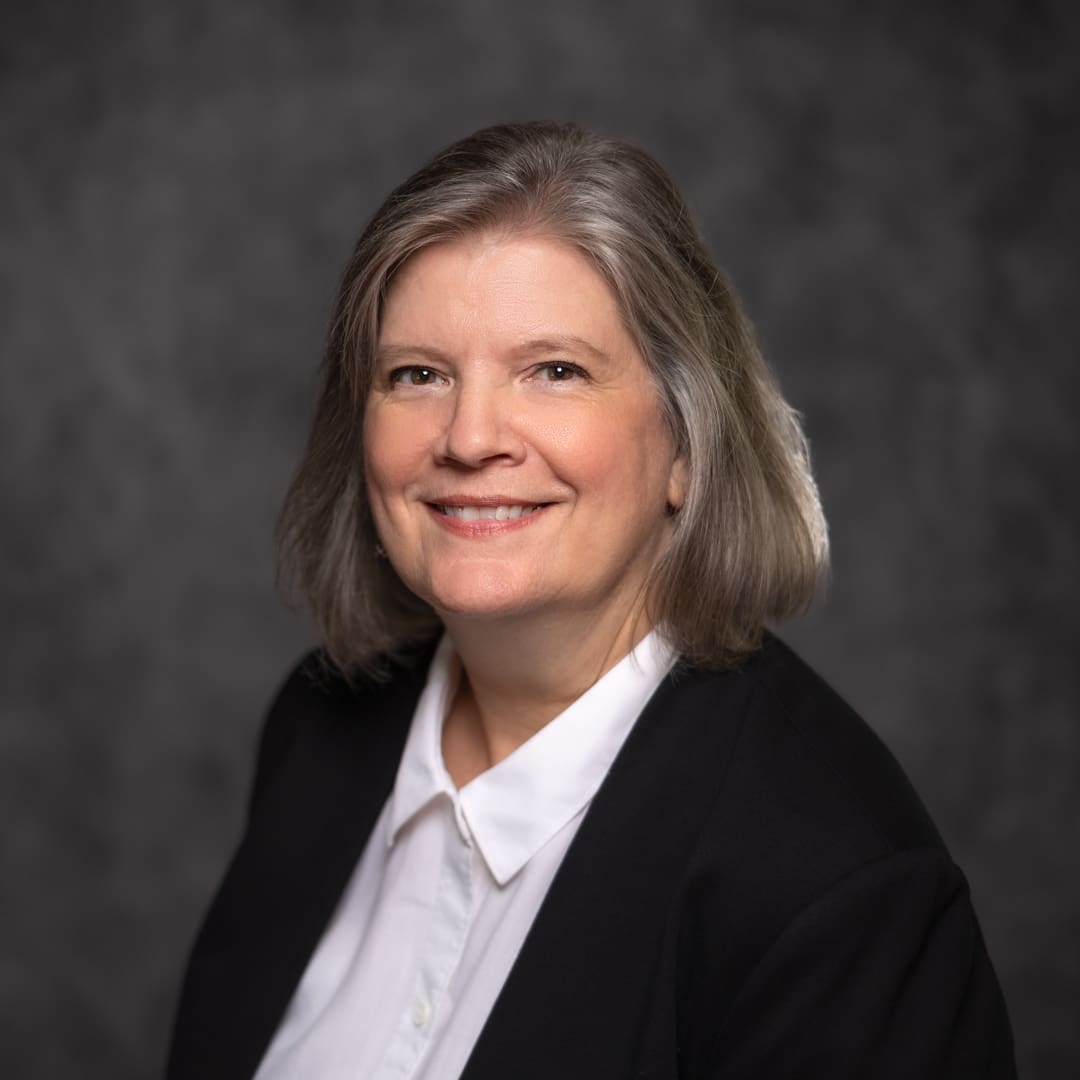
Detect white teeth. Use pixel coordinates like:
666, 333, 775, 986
440, 504, 541, 520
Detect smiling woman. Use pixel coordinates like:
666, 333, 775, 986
167, 124, 1016, 1079
364, 233, 685, 679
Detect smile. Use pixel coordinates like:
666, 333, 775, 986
433, 503, 547, 521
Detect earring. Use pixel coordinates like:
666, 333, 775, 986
374, 543, 387, 559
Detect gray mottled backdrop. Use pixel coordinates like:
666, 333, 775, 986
3, 1, 1077, 1076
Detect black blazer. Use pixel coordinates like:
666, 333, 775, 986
167, 636, 1016, 1079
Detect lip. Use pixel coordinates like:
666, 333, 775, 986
425, 498, 553, 536
427, 495, 551, 507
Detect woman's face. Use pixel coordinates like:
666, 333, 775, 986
363, 231, 686, 632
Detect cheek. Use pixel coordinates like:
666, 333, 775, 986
363, 413, 420, 500
557, 410, 674, 502
526, 415, 584, 455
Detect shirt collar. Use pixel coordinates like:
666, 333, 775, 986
388, 634, 461, 840
388, 631, 676, 886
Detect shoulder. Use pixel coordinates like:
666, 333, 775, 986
691, 632, 944, 865
247, 642, 437, 816
660, 634, 951, 981
663, 640, 1015, 1074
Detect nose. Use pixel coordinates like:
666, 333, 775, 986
437, 379, 524, 468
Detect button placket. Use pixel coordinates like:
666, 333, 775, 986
385, 795, 477, 1076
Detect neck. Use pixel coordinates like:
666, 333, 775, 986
439, 602, 654, 786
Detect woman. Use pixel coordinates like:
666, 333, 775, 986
167, 123, 1016, 1079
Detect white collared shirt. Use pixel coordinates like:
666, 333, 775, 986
254, 630, 675, 1080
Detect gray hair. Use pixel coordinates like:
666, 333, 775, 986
276, 122, 828, 678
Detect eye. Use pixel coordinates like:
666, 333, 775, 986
389, 366, 445, 387
536, 361, 588, 383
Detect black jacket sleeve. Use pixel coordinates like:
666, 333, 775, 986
699, 848, 1016, 1078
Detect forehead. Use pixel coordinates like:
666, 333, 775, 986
377, 231, 630, 352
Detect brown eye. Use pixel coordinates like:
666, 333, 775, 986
390, 366, 441, 387
540, 362, 587, 382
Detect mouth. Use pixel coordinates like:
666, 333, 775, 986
431, 502, 550, 522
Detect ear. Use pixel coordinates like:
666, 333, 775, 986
667, 455, 689, 512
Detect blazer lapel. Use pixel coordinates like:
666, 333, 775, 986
461, 661, 755, 1080
167, 653, 428, 1080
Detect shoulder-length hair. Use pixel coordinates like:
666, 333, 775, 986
276, 122, 828, 679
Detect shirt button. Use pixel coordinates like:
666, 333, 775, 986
412, 1000, 431, 1028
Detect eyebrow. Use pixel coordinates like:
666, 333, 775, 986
375, 343, 448, 367
511, 335, 611, 364
375, 335, 611, 367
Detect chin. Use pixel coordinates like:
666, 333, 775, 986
429, 591, 538, 621
421, 566, 544, 621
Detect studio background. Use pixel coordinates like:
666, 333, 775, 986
3, 2, 1077, 1077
